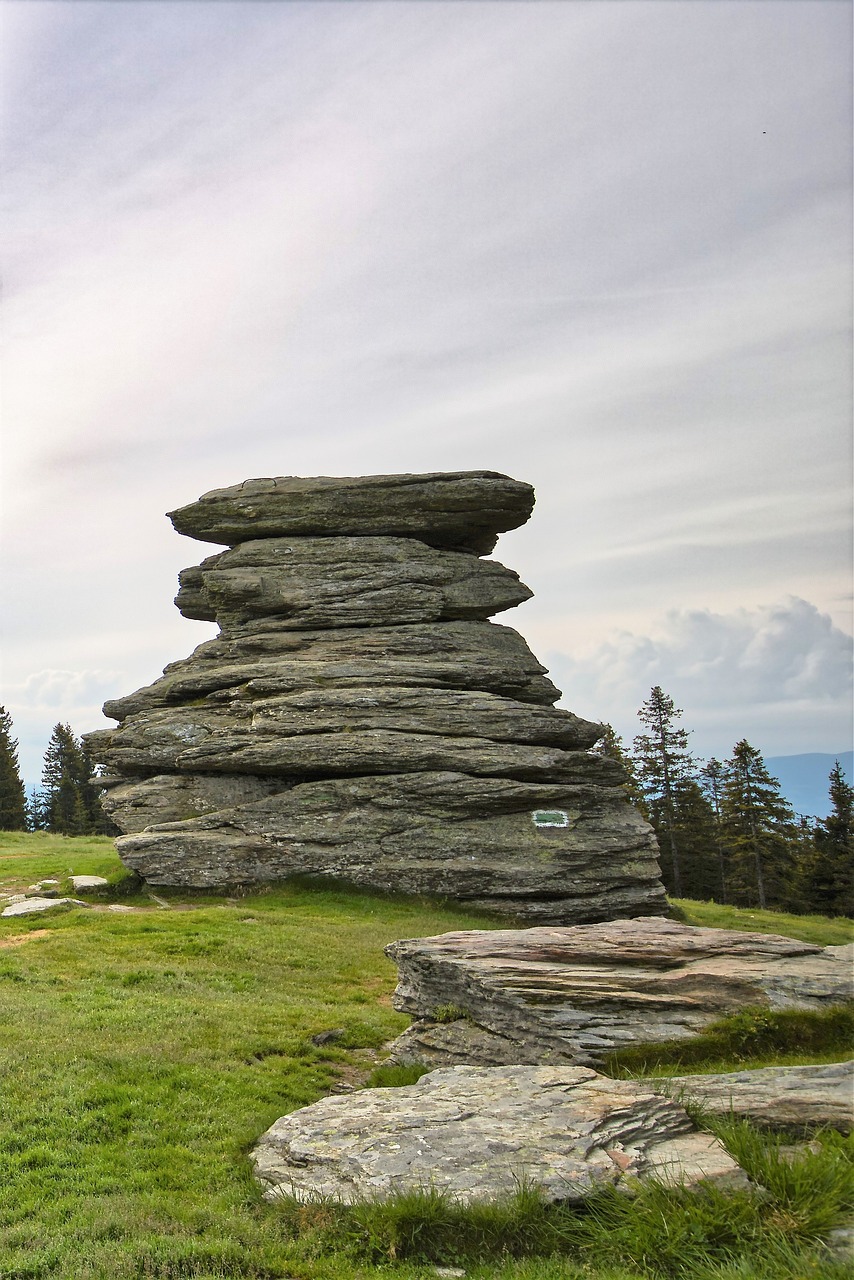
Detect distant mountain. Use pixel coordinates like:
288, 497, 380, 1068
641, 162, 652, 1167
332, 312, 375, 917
764, 752, 854, 820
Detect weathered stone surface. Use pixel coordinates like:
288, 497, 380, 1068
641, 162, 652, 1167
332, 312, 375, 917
102, 622, 561, 720
1, 897, 90, 917
101, 773, 290, 833
114, 771, 666, 923
385, 918, 854, 1066
251, 1065, 745, 1204
85, 470, 665, 920
88, 687, 604, 781
68, 875, 109, 890
174, 537, 531, 628
169, 471, 534, 554
654, 1061, 854, 1133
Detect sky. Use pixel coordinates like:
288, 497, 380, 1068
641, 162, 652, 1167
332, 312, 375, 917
1, 0, 851, 792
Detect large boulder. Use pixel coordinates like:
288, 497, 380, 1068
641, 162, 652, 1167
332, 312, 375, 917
251, 1065, 745, 1205
654, 1060, 854, 1133
168, 470, 535, 553
174, 537, 532, 628
86, 470, 665, 920
114, 772, 663, 922
386, 918, 854, 1065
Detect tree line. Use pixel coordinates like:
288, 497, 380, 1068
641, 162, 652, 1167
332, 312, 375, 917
602, 686, 852, 918
0, 708, 116, 836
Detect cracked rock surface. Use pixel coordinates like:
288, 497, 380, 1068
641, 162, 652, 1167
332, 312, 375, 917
386, 917, 854, 1065
85, 470, 665, 920
251, 1064, 745, 1204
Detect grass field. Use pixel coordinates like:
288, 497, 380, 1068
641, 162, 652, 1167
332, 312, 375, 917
0, 833, 851, 1280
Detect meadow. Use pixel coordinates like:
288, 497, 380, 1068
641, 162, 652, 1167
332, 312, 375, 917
0, 833, 851, 1280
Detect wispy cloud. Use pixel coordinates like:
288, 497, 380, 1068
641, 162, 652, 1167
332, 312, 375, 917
1, 1, 850, 781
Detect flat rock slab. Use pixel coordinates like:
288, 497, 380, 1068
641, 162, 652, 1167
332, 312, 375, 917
655, 1060, 854, 1133
101, 621, 561, 721
252, 1065, 745, 1205
168, 471, 534, 554
69, 875, 109, 890
174, 537, 531, 629
386, 918, 854, 1066
1, 897, 90, 917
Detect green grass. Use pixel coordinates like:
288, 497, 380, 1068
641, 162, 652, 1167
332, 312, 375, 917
604, 1004, 854, 1077
672, 898, 854, 946
0, 834, 851, 1279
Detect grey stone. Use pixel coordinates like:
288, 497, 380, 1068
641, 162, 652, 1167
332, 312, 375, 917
251, 1064, 746, 1204
168, 470, 534, 554
385, 918, 854, 1066
114, 771, 666, 923
101, 622, 561, 721
84, 471, 664, 921
653, 1060, 854, 1133
174, 537, 531, 629
69, 875, 109, 890
100, 773, 289, 833
1, 897, 90, 917
88, 688, 604, 781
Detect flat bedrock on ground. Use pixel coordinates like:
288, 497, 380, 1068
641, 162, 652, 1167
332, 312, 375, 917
251, 1064, 745, 1205
386, 917, 854, 1066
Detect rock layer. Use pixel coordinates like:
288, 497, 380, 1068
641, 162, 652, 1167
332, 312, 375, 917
386, 917, 854, 1064
654, 1061, 854, 1133
251, 1065, 745, 1204
86, 470, 665, 919
168, 471, 535, 553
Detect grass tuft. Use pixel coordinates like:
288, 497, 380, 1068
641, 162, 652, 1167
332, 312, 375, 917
603, 1004, 854, 1076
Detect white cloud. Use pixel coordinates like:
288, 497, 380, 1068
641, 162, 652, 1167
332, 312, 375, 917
544, 598, 853, 759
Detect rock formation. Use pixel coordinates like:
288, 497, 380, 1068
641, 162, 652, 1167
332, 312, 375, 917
85, 471, 665, 921
385, 917, 854, 1065
652, 1060, 854, 1133
251, 1064, 745, 1204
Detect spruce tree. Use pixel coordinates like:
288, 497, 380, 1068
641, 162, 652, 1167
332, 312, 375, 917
799, 763, 854, 917
596, 724, 646, 810
0, 707, 28, 830
632, 687, 696, 897
699, 757, 728, 903
720, 740, 798, 909
40, 723, 112, 835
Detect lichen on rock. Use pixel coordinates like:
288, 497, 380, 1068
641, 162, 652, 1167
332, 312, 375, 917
85, 470, 665, 921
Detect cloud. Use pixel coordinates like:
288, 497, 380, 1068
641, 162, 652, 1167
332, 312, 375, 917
543, 598, 853, 759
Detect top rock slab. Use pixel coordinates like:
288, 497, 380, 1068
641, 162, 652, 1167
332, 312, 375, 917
168, 471, 535, 553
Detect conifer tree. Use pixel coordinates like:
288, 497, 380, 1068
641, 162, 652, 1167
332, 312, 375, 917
699, 757, 728, 903
632, 687, 696, 897
40, 723, 112, 835
0, 706, 28, 830
799, 763, 854, 917
720, 740, 798, 909
596, 724, 646, 810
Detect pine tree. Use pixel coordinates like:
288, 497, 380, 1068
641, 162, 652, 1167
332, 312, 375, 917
699, 757, 728, 903
595, 724, 646, 811
799, 763, 854, 917
0, 707, 28, 830
632, 687, 696, 897
720, 740, 798, 909
667, 778, 720, 901
40, 723, 112, 835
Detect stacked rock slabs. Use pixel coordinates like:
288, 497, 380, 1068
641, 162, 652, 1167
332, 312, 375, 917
87, 471, 665, 922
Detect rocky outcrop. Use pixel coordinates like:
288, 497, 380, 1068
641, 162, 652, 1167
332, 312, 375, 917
386, 917, 854, 1065
85, 471, 665, 920
654, 1061, 854, 1133
251, 1065, 746, 1205
168, 471, 535, 553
